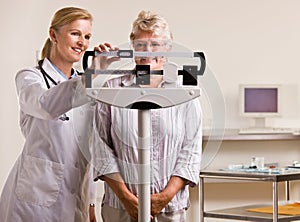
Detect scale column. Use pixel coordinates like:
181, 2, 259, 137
138, 109, 151, 222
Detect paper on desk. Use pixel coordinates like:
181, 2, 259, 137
247, 202, 300, 215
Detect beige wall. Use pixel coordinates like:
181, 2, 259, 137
1, 0, 300, 221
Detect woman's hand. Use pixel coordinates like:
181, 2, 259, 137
150, 192, 170, 216
93, 42, 120, 70
151, 176, 187, 216
120, 192, 139, 220
102, 173, 139, 220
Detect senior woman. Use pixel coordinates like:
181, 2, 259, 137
92, 10, 202, 222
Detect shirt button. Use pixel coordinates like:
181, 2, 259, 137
70, 188, 75, 194
75, 162, 79, 168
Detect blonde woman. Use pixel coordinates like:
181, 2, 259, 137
0, 7, 97, 222
92, 10, 202, 222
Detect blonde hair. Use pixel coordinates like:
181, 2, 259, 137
129, 10, 173, 41
41, 7, 93, 59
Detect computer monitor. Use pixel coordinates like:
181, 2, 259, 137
239, 84, 281, 128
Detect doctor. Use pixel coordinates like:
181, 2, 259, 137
0, 7, 97, 222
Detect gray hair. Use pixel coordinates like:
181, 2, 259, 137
129, 10, 173, 41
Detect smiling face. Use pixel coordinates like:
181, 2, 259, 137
49, 19, 92, 69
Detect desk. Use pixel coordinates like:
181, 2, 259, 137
203, 129, 300, 142
200, 169, 300, 222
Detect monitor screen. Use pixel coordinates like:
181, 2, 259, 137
240, 84, 281, 117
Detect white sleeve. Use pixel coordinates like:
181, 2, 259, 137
15, 68, 88, 120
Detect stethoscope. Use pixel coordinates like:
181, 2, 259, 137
38, 59, 70, 121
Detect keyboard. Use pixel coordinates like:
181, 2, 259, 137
238, 127, 294, 135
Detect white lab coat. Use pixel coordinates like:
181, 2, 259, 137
0, 58, 96, 222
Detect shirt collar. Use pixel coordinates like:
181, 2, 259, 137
121, 75, 136, 87
120, 74, 165, 88
41, 58, 66, 84
51, 63, 77, 80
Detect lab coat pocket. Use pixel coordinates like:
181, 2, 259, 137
15, 155, 64, 207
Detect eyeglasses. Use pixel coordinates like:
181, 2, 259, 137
132, 39, 170, 51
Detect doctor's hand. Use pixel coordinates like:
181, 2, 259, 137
93, 43, 120, 70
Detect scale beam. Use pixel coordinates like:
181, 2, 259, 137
82, 50, 206, 88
